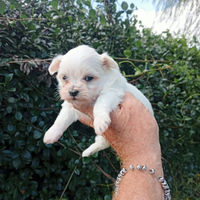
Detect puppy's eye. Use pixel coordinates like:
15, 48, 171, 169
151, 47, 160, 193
84, 76, 94, 82
62, 76, 68, 81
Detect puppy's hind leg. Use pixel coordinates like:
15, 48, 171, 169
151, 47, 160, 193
82, 135, 110, 157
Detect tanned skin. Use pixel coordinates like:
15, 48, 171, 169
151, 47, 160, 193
74, 92, 164, 200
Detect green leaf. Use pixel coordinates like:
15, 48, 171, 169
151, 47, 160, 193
126, 9, 132, 15
17, 140, 25, 147
13, 187, 18, 199
0, 0, 6, 14
52, 15, 60, 21
130, 3, 134, 9
166, 55, 174, 61
57, 149, 62, 156
6, 106, 12, 113
10, 0, 20, 9
104, 195, 112, 200
13, 157, 21, 169
89, 9, 96, 19
7, 97, 17, 103
27, 145, 34, 152
7, 88, 16, 92
158, 102, 164, 108
5, 74, 13, 84
100, 15, 107, 26
67, 39, 75, 43
2, 150, 12, 157
43, 148, 50, 157
121, 1, 128, 11
28, 61, 36, 67
135, 40, 141, 48
33, 130, 43, 139
82, 157, 91, 164
31, 116, 38, 123
28, 22, 36, 31
81, 8, 88, 14
14, 69, 23, 77
0, 58, 11, 64
78, 13, 85, 20
75, 169, 80, 175
10, 4, 15, 10
83, 0, 91, 7
116, 11, 124, 18
77, 0, 81, 5
31, 156, 40, 168
184, 117, 192, 121
13, 188, 18, 200
21, 150, 31, 160
7, 124, 14, 132
15, 111, 23, 121
135, 69, 142, 75
38, 121, 44, 127
123, 49, 132, 58
51, 0, 58, 9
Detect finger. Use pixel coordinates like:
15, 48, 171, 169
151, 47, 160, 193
79, 114, 94, 127
73, 103, 94, 119
110, 92, 138, 121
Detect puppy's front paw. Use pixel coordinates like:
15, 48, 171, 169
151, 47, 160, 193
82, 148, 94, 157
94, 115, 111, 135
43, 127, 62, 144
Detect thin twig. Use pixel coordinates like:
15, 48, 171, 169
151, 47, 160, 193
25, 77, 56, 101
125, 66, 173, 78
68, 148, 82, 156
91, 160, 115, 182
57, 141, 66, 148
0, 17, 46, 21
150, 53, 164, 78
129, 74, 146, 83
115, 57, 171, 63
60, 0, 66, 11
58, 133, 115, 182
68, 130, 83, 151
59, 165, 78, 200
99, 30, 115, 42
0, 59, 52, 66
150, 53, 155, 61
23, 117, 43, 132
104, 152, 118, 173
22, 106, 59, 111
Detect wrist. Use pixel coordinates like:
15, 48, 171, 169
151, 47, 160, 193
113, 165, 166, 200
113, 150, 170, 200
122, 150, 163, 176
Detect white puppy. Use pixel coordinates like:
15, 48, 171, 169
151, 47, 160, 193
43, 45, 154, 157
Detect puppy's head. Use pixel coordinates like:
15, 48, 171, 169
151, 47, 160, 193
49, 45, 119, 105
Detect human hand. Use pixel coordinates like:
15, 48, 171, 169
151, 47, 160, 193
75, 92, 162, 167
74, 92, 164, 199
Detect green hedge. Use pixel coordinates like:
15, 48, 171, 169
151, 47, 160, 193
0, 0, 200, 199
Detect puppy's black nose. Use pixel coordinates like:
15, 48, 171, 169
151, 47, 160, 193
69, 90, 79, 97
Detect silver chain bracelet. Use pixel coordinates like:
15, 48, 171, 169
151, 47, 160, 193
115, 164, 171, 200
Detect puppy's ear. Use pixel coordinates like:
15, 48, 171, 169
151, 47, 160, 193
49, 55, 63, 75
101, 53, 119, 69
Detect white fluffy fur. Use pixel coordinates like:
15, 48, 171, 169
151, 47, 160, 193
43, 45, 154, 157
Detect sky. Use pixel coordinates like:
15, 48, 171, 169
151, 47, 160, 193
117, 0, 155, 12
115, 0, 198, 42
91, 0, 198, 43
